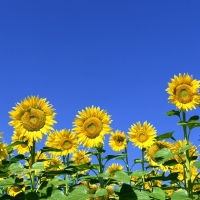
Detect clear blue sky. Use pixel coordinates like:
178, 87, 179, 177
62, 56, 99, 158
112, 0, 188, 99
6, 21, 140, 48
1, 1, 200, 171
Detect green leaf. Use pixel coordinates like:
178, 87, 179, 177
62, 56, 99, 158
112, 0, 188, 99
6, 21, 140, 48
102, 155, 118, 161
188, 115, 199, 122
0, 177, 15, 186
25, 192, 39, 200
41, 147, 63, 153
67, 186, 91, 200
165, 110, 180, 117
113, 171, 130, 183
135, 190, 150, 200
194, 161, 200, 169
131, 170, 148, 177
155, 131, 175, 141
171, 189, 192, 200
148, 187, 166, 200
8, 162, 24, 174
32, 162, 44, 170
10, 154, 26, 162
95, 188, 108, 197
51, 189, 65, 198
155, 148, 173, 164
179, 144, 192, 153
117, 184, 137, 200
114, 154, 126, 161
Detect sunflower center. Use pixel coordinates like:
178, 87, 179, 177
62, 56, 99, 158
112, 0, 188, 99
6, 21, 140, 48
13, 186, 21, 192
83, 117, 102, 139
21, 108, 46, 131
60, 138, 73, 150
175, 84, 193, 104
115, 136, 124, 146
137, 131, 148, 142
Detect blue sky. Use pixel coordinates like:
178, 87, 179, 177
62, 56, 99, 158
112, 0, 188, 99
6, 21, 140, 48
1, 1, 200, 171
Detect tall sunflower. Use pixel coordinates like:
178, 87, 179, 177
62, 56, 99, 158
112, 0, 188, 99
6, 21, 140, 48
9, 96, 56, 142
166, 73, 200, 111
45, 129, 78, 156
106, 163, 124, 177
109, 130, 127, 152
128, 121, 157, 149
73, 106, 112, 148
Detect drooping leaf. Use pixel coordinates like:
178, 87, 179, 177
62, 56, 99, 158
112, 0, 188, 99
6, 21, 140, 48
165, 110, 180, 117
8, 162, 24, 174
155, 131, 175, 141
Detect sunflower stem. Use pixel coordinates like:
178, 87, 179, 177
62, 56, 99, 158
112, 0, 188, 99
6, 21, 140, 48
63, 155, 69, 195
142, 148, 146, 191
182, 111, 192, 198
31, 139, 36, 192
96, 147, 105, 200
124, 145, 130, 174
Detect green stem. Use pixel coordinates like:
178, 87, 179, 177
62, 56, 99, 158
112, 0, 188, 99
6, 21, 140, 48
63, 155, 69, 195
142, 148, 145, 191
124, 146, 130, 173
182, 112, 192, 198
31, 139, 36, 192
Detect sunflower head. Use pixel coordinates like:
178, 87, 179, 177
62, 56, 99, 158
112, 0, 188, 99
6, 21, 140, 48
166, 73, 200, 111
73, 106, 112, 148
71, 150, 91, 165
106, 163, 124, 177
109, 130, 127, 152
9, 96, 57, 142
45, 129, 78, 156
0, 142, 8, 164
128, 121, 157, 149
8, 185, 25, 197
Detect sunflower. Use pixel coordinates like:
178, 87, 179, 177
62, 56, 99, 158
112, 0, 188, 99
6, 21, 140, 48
145, 140, 173, 171
8, 185, 25, 197
128, 121, 157, 149
166, 73, 200, 111
106, 163, 124, 177
45, 129, 78, 156
109, 130, 126, 152
9, 96, 56, 142
71, 150, 91, 165
46, 155, 64, 171
11, 130, 32, 154
0, 142, 8, 164
73, 106, 112, 148
170, 140, 198, 163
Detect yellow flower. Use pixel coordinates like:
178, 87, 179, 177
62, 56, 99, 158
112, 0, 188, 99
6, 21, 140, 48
109, 130, 126, 152
9, 96, 56, 142
8, 185, 25, 197
106, 163, 123, 177
0, 142, 8, 164
73, 106, 112, 148
11, 130, 32, 154
45, 129, 78, 156
170, 140, 198, 163
71, 150, 91, 165
46, 155, 64, 171
128, 121, 157, 149
145, 140, 173, 171
166, 73, 200, 111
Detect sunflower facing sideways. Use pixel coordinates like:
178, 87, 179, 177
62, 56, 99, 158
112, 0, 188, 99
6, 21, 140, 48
73, 106, 112, 148
166, 73, 200, 111
9, 96, 56, 142
128, 121, 157, 149
45, 129, 78, 156
109, 130, 127, 152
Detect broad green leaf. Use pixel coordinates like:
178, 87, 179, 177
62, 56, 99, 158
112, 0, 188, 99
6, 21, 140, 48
0, 177, 15, 186
95, 188, 107, 197
171, 189, 192, 200
155, 148, 173, 164
114, 154, 126, 160
188, 115, 199, 122
102, 155, 118, 161
132, 170, 148, 177
8, 162, 24, 174
67, 186, 91, 200
25, 192, 39, 200
32, 162, 44, 170
165, 110, 180, 117
194, 161, 200, 169
179, 145, 192, 153
155, 131, 175, 141
51, 189, 65, 198
114, 171, 130, 183
135, 190, 150, 200
148, 187, 166, 200
117, 184, 137, 200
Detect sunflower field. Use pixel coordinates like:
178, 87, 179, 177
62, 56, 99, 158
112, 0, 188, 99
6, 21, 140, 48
1, 73, 200, 200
